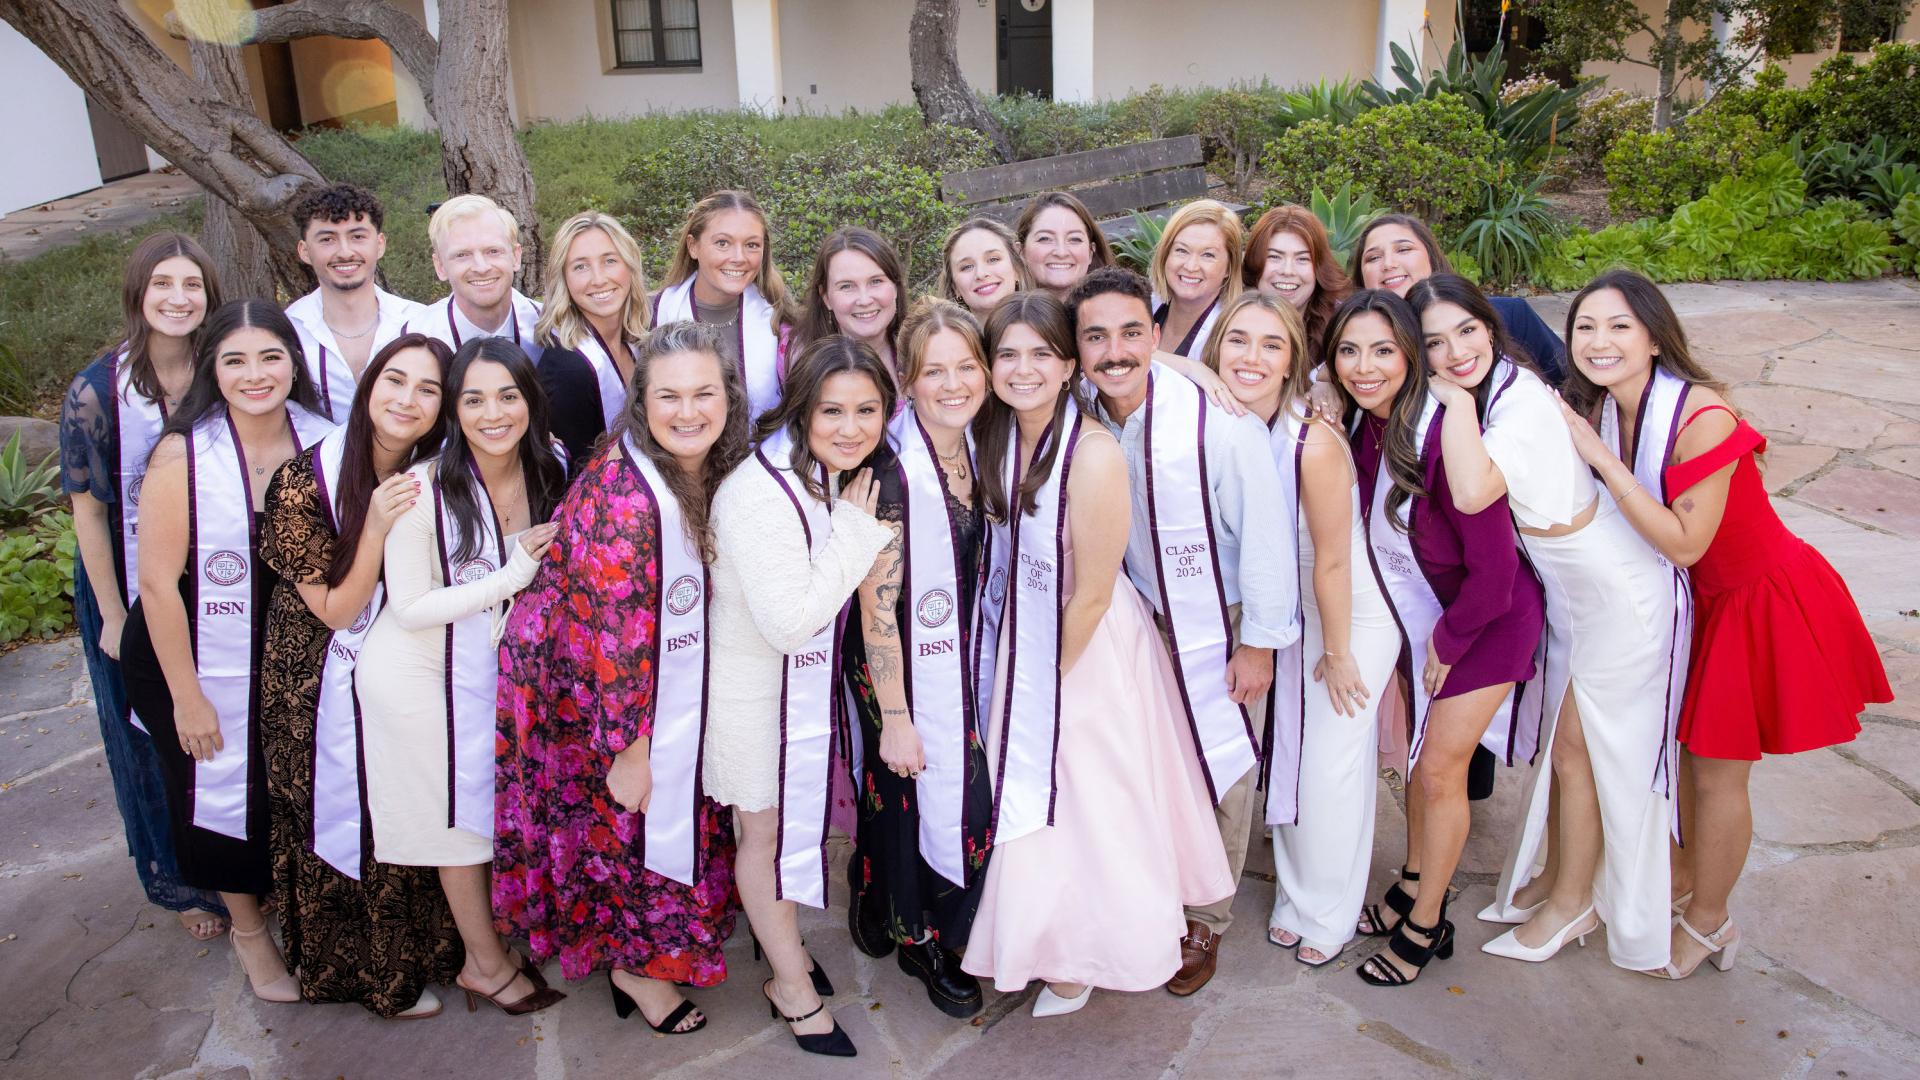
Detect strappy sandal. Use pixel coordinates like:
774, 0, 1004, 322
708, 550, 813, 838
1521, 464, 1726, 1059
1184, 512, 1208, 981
177, 908, 227, 941
460, 967, 566, 1015
1357, 912, 1455, 987
610, 971, 706, 1033
229, 922, 299, 1003
1643, 915, 1740, 980
1358, 866, 1420, 937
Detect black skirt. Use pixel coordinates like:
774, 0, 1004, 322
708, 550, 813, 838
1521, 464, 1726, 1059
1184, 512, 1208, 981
120, 560, 277, 897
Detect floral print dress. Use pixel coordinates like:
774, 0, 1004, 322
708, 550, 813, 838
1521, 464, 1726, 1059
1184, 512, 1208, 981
494, 447, 739, 985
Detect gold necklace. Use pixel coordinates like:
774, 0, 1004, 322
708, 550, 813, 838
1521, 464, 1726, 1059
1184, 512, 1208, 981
936, 445, 969, 482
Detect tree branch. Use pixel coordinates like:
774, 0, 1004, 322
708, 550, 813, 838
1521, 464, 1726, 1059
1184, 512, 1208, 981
166, 0, 440, 116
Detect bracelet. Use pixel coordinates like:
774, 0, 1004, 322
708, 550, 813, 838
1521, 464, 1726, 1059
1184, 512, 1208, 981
1614, 480, 1643, 502
1322, 649, 1347, 659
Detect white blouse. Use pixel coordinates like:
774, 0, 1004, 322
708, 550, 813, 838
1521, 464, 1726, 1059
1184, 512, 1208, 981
1483, 366, 1594, 530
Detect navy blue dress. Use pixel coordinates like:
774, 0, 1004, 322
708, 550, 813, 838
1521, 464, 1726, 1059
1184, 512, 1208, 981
59, 355, 224, 914
1491, 296, 1567, 387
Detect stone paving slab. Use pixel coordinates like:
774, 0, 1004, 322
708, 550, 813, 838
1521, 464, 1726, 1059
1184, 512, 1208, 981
0, 173, 202, 262
3, 279, 1918, 1079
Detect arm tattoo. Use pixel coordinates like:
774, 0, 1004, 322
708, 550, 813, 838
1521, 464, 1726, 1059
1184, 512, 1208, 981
867, 640, 904, 682
882, 706, 911, 721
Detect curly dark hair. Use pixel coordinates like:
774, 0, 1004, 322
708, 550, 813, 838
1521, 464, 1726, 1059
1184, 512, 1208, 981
1065, 264, 1154, 335
292, 183, 386, 237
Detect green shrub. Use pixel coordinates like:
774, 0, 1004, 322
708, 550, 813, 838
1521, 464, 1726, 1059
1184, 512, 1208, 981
1564, 89, 1653, 179
1787, 43, 1920, 148
1111, 83, 1176, 141
1260, 96, 1500, 229
1360, 31, 1586, 164
0, 511, 74, 644
1454, 174, 1565, 287
1893, 193, 1920, 246
1602, 109, 1779, 218
764, 158, 961, 291
984, 93, 1121, 160
1194, 89, 1279, 198
612, 119, 774, 275
1792, 133, 1912, 204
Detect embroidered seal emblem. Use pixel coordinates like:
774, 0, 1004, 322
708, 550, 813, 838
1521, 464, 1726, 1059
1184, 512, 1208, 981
916, 588, 954, 628
989, 566, 1007, 604
666, 574, 701, 616
203, 549, 247, 586
454, 558, 494, 584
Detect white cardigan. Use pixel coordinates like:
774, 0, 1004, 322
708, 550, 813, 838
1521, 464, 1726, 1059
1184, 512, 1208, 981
702, 457, 894, 811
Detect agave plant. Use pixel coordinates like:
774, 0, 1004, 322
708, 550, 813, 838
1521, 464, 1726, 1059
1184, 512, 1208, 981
1454, 174, 1566, 287
1864, 163, 1920, 217
1360, 28, 1589, 162
1308, 183, 1384, 266
1109, 211, 1168, 275
1793, 133, 1914, 202
0, 431, 61, 530
1276, 78, 1370, 130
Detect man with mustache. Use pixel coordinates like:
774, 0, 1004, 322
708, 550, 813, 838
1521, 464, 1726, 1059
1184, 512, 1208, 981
287, 184, 423, 420
406, 194, 542, 360
1069, 266, 1300, 997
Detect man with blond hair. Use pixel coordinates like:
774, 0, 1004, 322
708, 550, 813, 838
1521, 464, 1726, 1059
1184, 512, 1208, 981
406, 193, 542, 354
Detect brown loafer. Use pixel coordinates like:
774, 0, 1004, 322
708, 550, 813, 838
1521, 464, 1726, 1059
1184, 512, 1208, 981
1167, 920, 1220, 996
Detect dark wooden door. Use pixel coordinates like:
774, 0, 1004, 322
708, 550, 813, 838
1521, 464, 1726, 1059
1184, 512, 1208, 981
997, 0, 1052, 98
84, 95, 148, 182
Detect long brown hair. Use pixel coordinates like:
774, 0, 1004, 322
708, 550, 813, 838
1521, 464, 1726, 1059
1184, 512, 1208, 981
1561, 269, 1729, 418
327, 334, 453, 586
974, 291, 1083, 522
161, 300, 325, 439
1405, 273, 1536, 425
1015, 191, 1117, 275
791, 227, 907, 359
752, 334, 897, 504
1327, 289, 1430, 532
119, 232, 224, 402
1242, 204, 1351, 359
662, 190, 796, 332
608, 321, 751, 563
1347, 213, 1451, 289
437, 338, 569, 563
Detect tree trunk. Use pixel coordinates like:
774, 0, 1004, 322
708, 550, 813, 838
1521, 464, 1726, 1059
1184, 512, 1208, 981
1654, 2, 1682, 131
179, 0, 307, 299
909, 0, 1013, 163
0, 0, 324, 260
434, 0, 545, 292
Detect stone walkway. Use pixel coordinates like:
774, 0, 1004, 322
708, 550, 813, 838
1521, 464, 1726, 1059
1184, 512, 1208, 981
0, 172, 201, 262
2, 279, 1915, 1079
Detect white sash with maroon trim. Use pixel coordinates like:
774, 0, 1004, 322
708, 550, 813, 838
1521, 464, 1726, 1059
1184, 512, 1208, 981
755, 432, 842, 908
983, 398, 1080, 847
892, 409, 973, 888
113, 350, 166, 733
625, 436, 709, 887
432, 458, 510, 840
652, 277, 782, 421
1152, 292, 1224, 358
1366, 396, 1541, 775
287, 286, 419, 421
582, 327, 634, 429
308, 428, 380, 878
187, 404, 332, 840
1600, 368, 1693, 819
1261, 404, 1311, 825
405, 292, 541, 353
1142, 369, 1258, 801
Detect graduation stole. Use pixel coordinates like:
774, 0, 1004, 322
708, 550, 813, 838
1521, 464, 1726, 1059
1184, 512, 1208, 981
978, 398, 1080, 847
622, 435, 711, 887
1153, 290, 1225, 358
891, 409, 974, 888
755, 429, 844, 909
581, 325, 634, 429
112, 350, 166, 731
1260, 402, 1312, 826
431, 457, 512, 840
307, 427, 380, 879
1140, 368, 1258, 802
1599, 367, 1694, 814
652, 276, 783, 421
186, 404, 333, 840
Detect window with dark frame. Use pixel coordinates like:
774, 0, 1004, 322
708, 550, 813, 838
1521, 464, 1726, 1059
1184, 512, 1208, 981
612, 0, 702, 69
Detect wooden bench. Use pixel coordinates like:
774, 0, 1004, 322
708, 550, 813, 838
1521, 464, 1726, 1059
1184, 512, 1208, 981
939, 135, 1246, 242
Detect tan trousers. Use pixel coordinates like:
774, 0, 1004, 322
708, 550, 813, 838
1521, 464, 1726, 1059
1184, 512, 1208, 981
1180, 604, 1269, 935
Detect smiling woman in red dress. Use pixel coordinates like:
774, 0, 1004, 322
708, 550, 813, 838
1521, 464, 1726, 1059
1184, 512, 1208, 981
1557, 270, 1890, 981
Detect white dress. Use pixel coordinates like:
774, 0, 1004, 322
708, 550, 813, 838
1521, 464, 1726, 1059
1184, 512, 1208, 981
358, 461, 541, 867
703, 458, 893, 811
1482, 367, 1676, 970
1267, 433, 1401, 958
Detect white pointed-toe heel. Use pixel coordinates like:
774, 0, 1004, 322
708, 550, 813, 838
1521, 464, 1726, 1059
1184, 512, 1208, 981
1476, 896, 1547, 925
1032, 983, 1092, 1018
1481, 904, 1598, 962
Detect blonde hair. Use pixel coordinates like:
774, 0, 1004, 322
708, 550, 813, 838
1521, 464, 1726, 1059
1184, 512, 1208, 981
1200, 291, 1311, 406
661, 190, 795, 334
935, 217, 1030, 307
535, 212, 651, 349
427, 193, 520, 254
1149, 199, 1245, 308
896, 296, 987, 388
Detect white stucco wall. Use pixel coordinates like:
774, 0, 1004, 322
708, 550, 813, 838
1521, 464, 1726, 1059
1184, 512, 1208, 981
0, 23, 105, 216
779, 0, 995, 114
508, 0, 744, 120
1084, 0, 1385, 99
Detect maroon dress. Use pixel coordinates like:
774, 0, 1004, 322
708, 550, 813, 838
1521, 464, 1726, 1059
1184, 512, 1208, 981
493, 448, 739, 984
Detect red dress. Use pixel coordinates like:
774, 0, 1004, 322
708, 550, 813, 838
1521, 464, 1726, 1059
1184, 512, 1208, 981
1666, 408, 1890, 760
